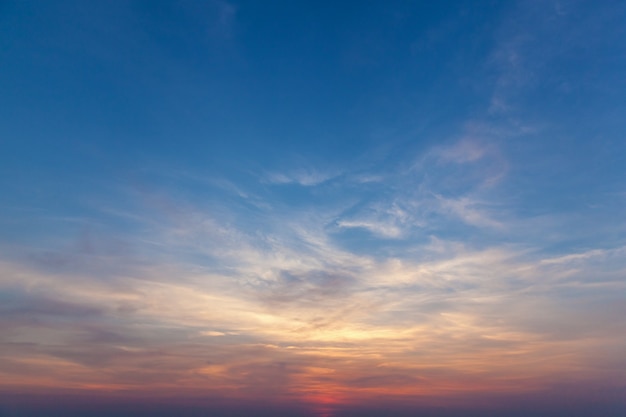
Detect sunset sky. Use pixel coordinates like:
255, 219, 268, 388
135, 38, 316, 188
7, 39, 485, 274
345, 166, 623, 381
1, 0, 626, 416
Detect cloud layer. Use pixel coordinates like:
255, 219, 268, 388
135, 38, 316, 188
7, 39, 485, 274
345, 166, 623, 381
2, 137, 625, 413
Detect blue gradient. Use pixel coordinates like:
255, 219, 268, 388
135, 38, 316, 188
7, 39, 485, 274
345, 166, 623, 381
1, 1, 625, 416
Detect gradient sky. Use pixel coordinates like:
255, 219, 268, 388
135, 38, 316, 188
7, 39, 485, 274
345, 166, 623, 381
1, 1, 626, 416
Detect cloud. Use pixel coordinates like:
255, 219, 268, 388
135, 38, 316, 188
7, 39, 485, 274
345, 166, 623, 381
484, 0, 622, 117
437, 138, 489, 164
200, 330, 227, 337
264, 169, 341, 187
335, 219, 404, 239
2, 227, 625, 403
328, 138, 508, 240
435, 195, 503, 229
1, 136, 625, 408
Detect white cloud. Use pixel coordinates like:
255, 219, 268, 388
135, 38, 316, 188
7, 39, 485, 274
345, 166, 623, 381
264, 169, 340, 187
336, 219, 404, 239
435, 195, 503, 229
438, 138, 489, 164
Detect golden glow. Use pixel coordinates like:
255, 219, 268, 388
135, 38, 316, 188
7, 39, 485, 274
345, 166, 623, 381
1, 243, 625, 410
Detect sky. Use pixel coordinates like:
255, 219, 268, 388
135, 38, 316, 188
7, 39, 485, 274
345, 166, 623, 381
1, 0, 626, 416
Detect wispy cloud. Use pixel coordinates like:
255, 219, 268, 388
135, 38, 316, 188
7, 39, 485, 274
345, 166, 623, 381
2, 232, 624, 401
264, 169, 341, 187
2, 135, 625, 404
435, 194, 503, 229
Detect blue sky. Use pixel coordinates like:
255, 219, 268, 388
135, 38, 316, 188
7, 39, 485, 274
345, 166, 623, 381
1, 1, 626, 416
